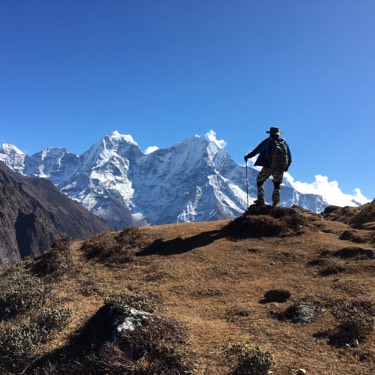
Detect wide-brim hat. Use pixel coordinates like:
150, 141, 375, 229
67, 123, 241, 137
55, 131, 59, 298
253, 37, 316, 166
266, 127, 283, 135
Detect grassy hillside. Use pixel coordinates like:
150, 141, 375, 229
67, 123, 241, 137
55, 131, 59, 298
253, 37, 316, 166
0, 203, 374, 374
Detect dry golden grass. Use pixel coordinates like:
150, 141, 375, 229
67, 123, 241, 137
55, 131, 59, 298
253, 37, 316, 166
2, 203, 375, 374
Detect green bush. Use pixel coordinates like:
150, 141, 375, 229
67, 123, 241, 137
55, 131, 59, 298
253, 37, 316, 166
37, 307, 72, 337
0, 306, 72, 372
0, 267, 46, 320
0, 322, 41, 361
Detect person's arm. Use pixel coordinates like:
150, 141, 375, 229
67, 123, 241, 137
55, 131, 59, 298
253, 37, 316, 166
244, 139, 269, 161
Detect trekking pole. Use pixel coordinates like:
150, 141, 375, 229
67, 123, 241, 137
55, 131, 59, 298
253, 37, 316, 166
245, 160, 249, 208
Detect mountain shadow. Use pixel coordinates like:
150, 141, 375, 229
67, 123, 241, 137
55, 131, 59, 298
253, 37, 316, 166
138, 205, 316, 257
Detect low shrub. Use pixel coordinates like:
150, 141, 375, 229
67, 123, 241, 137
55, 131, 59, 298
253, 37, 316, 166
226, 215, 283, 238
263, 289, 291, 303
339, 230, 367, 243
0, 267, 46, 321
224, 205, 308, 239
227, 343, 275, 375
0, 322, 41, 364
120, 315, 193, 374
348, 201, 375, 229
329, 300, 374, 346
0, 306, 72, 372
37, 307, 72, 335
105, 290, 159, 313
334, 247, 374, 260
33, 342, 135, 374
117, 227, 145, 248
319, 264, 345, 276
81, 227, 145, 264
29, 238, 73, 278
33, 302, 195, 375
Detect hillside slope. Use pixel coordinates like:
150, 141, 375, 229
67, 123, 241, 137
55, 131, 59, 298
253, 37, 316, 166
0, 202, 374, 374
0, 162, 112, 269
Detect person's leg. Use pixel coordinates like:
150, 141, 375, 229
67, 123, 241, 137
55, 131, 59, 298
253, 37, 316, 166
255, 168, 272, 205
271, 170, 284, 206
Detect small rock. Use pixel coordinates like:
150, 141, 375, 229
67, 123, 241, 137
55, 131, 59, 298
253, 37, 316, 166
270, 261, 276, 265
296, 369, 307, 375
352, 339, 360, 347
284, 302, 320, 324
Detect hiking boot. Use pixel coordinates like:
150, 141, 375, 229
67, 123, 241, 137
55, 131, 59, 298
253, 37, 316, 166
254, 198, 265, 206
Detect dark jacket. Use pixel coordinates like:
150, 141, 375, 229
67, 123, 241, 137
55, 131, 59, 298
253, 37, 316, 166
246, 137, 292, 171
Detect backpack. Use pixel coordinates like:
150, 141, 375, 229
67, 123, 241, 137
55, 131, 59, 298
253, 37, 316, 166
268, 139, 289, 170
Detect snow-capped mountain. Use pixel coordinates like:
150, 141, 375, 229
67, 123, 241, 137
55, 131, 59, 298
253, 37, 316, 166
0, 131, 327, 229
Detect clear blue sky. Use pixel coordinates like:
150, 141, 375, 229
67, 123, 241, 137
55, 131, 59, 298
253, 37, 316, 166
0, 0, 374, 199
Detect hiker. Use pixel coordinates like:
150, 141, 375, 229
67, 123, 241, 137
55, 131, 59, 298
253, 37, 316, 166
244, 126, 292, 207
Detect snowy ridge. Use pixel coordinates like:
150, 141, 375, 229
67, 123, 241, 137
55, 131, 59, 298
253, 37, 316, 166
0, 131, 328, 229
0, 144, 26, 174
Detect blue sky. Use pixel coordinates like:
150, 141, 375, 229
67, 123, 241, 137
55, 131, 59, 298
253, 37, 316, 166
0, 1, 374, 201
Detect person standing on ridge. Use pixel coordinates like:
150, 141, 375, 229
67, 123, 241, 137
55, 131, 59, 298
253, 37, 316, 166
244, 126, 292, 207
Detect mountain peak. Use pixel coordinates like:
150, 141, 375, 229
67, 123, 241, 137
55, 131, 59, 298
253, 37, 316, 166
81, 131, 141, 167
108, 131, 138, 146
204, 130, 227, 149
0, 143, 26, 174
0, 143, 24, 155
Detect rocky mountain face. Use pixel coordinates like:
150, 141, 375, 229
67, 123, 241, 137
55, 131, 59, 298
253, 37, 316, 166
0, 131, 328, 229
0, 162, 112, 269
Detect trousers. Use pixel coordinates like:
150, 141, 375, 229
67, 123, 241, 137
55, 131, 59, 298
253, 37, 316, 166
256, 167, 284, 205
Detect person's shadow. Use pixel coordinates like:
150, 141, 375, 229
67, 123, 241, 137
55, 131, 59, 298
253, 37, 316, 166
137, 229, 223, 256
